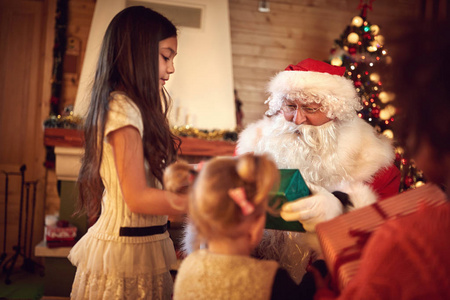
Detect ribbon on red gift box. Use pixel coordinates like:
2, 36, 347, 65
332, 202, 389, 288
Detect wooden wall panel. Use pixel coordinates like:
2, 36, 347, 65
0, 0, 47, 265
229, 0, 420, 127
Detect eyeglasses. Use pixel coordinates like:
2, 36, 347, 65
281, 101, 322, 115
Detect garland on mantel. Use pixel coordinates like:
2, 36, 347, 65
43, 109, 82, 129
171, 125, 238, 142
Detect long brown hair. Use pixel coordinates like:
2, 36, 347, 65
77, 6, 181, 219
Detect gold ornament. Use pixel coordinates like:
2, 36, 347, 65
351, 16, 364, 27
370, 25, 380, 35
347, 32, 360, 44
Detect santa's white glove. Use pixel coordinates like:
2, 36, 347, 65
280, 184, 344, 232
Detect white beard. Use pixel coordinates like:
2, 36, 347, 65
252, 116, 350, 188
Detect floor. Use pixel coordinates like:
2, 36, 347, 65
0, 266, 44, 300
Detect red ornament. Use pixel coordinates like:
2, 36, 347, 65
363, 33, 372, 40
354, 81, 362, 87
349, 47, 357, 55
371, 107, 380, 118
404, 176, 414, 188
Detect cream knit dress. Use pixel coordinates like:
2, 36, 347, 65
174, 249, 279, 300
68, 92, 177, 299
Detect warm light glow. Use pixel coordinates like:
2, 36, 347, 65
369, 62, 374, 67
371, 25, 380, 35
385, 104, 396, 116
367, 46, 377, 52
370, 73, 380, 82
347, 32, 360, 44
331, 57, 343, 66
383, 129, 394, 139
396, 147, 405, 155
350, 65, 356, 70
380, 109, 391, 120
375, 35, 385, 45
379, 91, 389, 103
416, 181, 425, 188
352, 16, 364, 27
382, 50, 387, 55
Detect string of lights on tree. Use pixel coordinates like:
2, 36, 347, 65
327, 0, 425, 192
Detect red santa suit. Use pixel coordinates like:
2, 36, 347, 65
235, 58, 400, 282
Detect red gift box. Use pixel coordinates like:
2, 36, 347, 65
46, 224, 77, 242
316, 183, 447, 291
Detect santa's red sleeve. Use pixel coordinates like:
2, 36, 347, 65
368, 164, 401, 201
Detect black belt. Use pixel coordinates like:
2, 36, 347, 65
119, 223, 168, 237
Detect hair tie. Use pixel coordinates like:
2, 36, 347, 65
195, 160, 206, 172
188, 169, 198, 184
228, 187, 254, 216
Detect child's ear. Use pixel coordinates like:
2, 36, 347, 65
249, 214, 266, 248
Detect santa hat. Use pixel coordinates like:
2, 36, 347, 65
265, 58, 362, 121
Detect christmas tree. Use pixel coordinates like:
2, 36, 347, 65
327, 1, 425, 192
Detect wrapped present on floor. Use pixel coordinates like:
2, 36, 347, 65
46, 220, 77, 248
316, 183, 447, 291
265, 169, 310, 232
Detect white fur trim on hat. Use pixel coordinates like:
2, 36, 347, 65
265, 70, 362, 121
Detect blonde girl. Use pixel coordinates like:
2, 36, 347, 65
165, 154, 312, 299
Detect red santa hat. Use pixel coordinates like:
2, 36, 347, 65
265, 58, 362, 121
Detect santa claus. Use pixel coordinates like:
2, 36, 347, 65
235, 58, 400, 282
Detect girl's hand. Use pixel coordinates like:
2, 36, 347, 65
167, 192, 189, 213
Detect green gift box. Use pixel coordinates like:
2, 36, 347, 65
265, 169, 310, 232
